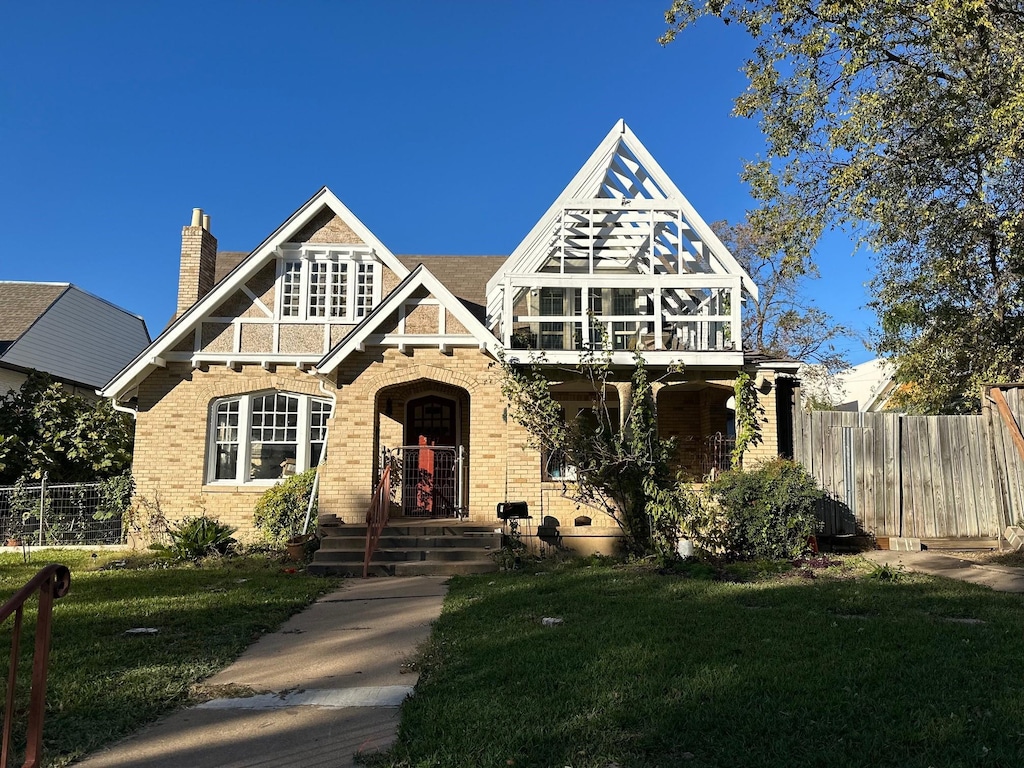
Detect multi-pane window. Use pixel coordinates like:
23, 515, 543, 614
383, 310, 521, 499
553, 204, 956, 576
209, 391, 332, 483
277, 251, 376, 322
213, 400, 240, 480
281, 261, 303, 318
355, 263, 375, 319
539, 288, 565, 350
308, 262, 351, 319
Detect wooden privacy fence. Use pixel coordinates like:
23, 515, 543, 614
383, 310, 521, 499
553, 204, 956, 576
793, 384, 1024, 539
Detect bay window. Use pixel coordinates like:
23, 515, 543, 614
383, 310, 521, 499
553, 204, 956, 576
208, 391, 332, 484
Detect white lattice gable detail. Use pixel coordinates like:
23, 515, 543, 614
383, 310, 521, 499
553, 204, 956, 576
102, 188, 409, 399
486, 120, 757, 328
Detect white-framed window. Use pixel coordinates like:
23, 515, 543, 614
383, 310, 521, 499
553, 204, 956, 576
208, 391, 333, 484
275, 247, 380, 322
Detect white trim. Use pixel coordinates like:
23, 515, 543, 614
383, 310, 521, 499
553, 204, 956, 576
102, 187, 409, 400
316, 265, 501, 374
485, 121, 759, 328
205, 390, 332, 485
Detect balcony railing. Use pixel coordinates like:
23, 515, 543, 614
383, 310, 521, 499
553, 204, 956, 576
498, 274, 742, 357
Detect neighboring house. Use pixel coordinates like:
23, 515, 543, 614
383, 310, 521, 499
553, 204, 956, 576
0, 282, 150, 398
802, 359, 897, 412
101, 121, 800, 550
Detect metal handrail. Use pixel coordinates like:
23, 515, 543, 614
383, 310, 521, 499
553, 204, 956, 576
363, 463, 392, 578
1, 564, 71, 768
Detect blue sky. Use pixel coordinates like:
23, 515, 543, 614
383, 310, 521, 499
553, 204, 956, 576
2, 1, 875, 363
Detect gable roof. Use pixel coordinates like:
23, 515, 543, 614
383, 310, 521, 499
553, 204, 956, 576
102, 187, 410, 400
315, 263, 501, 374
0, 281, 150, 389
396, 255, 506, 323
485, 120, 758, 324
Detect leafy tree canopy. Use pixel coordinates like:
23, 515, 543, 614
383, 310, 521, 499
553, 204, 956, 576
716, 218, 853, 375
0, 371, 134, 484
662, 0, 1024, 413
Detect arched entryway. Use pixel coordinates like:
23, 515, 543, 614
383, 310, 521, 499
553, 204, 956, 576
375, 380, 470, 518
403, 394, 460, 516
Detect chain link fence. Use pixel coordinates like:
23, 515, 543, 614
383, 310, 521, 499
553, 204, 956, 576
0, 476, 127, 546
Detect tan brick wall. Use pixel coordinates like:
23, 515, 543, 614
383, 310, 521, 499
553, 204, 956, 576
132, 364, 328, 536
289, 209, 365, 245
177, 225, 217, 316
131, 350, 787, 545
742, 370, 781, 467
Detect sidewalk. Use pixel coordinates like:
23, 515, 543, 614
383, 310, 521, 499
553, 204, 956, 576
862, 550, 1024, 593
73, 576, 448, 768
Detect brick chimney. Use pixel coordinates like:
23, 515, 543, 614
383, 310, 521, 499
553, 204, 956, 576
176, 207, 218, 316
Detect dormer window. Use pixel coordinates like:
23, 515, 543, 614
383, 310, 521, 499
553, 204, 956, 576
276, 246, 380, 322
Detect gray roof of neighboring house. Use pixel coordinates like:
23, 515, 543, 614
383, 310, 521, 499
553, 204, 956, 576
0, 281, 151, 389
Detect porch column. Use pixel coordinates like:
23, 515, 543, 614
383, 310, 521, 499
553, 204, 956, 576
612, 381, 633, 433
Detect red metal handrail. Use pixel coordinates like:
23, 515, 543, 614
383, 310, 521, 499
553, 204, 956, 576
363, 463, 392, 578
1, 564, 71, 768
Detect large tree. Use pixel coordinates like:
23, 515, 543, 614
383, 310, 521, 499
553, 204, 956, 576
662, 0, 1024, 413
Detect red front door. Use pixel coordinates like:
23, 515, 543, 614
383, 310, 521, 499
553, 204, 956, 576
404, 396, 458, 516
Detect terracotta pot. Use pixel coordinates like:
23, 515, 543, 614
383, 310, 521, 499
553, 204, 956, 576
6, 538, 21, 547
285, 533, 314, 562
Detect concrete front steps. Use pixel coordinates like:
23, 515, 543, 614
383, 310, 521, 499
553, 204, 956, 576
307, 517, 501, 577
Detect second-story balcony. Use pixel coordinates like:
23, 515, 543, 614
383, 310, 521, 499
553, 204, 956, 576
497, 273, 744, 366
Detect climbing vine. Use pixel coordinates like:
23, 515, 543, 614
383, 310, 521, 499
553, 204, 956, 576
731, 371, 762, 469
498, 349, 693, 558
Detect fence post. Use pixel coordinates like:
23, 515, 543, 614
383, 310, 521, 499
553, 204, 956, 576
38, 472, 47, 547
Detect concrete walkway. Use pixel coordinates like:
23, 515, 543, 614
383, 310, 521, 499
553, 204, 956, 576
73, 576, 448, 768
862, 550, 1024, 593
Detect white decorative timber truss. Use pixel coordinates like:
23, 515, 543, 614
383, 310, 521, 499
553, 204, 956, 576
486, 120, 757, 366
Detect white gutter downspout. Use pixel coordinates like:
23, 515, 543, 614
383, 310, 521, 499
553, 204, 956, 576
300, 371, 337, 536
108, 395, 138, 419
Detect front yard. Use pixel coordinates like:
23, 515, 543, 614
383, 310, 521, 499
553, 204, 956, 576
370, 557, 1024, 768
0, 549, 340, 767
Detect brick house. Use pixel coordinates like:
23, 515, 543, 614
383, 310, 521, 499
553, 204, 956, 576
101, 121, 799, 554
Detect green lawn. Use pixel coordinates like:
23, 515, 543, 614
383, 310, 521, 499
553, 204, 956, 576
370, 557, 1024, 768
0, 549, 340, 767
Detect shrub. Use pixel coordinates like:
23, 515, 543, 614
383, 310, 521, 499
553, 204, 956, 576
162, 516, 237, 562
707, 458, 823, 560
253, 469, 317, 545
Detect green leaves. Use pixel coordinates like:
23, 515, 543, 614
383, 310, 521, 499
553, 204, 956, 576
0, 371, 134, 483
664, 1, 1024, 411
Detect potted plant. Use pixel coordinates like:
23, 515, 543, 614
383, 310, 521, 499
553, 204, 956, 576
253, 469, 319, 560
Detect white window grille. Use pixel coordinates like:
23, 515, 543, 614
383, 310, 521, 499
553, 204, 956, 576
208, 391, 332, 484
278, 252, 376, 322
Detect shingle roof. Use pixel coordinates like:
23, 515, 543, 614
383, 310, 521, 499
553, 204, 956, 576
0, 282, 68, 353
397, 255, 507, 322
215, 252, 250, 283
